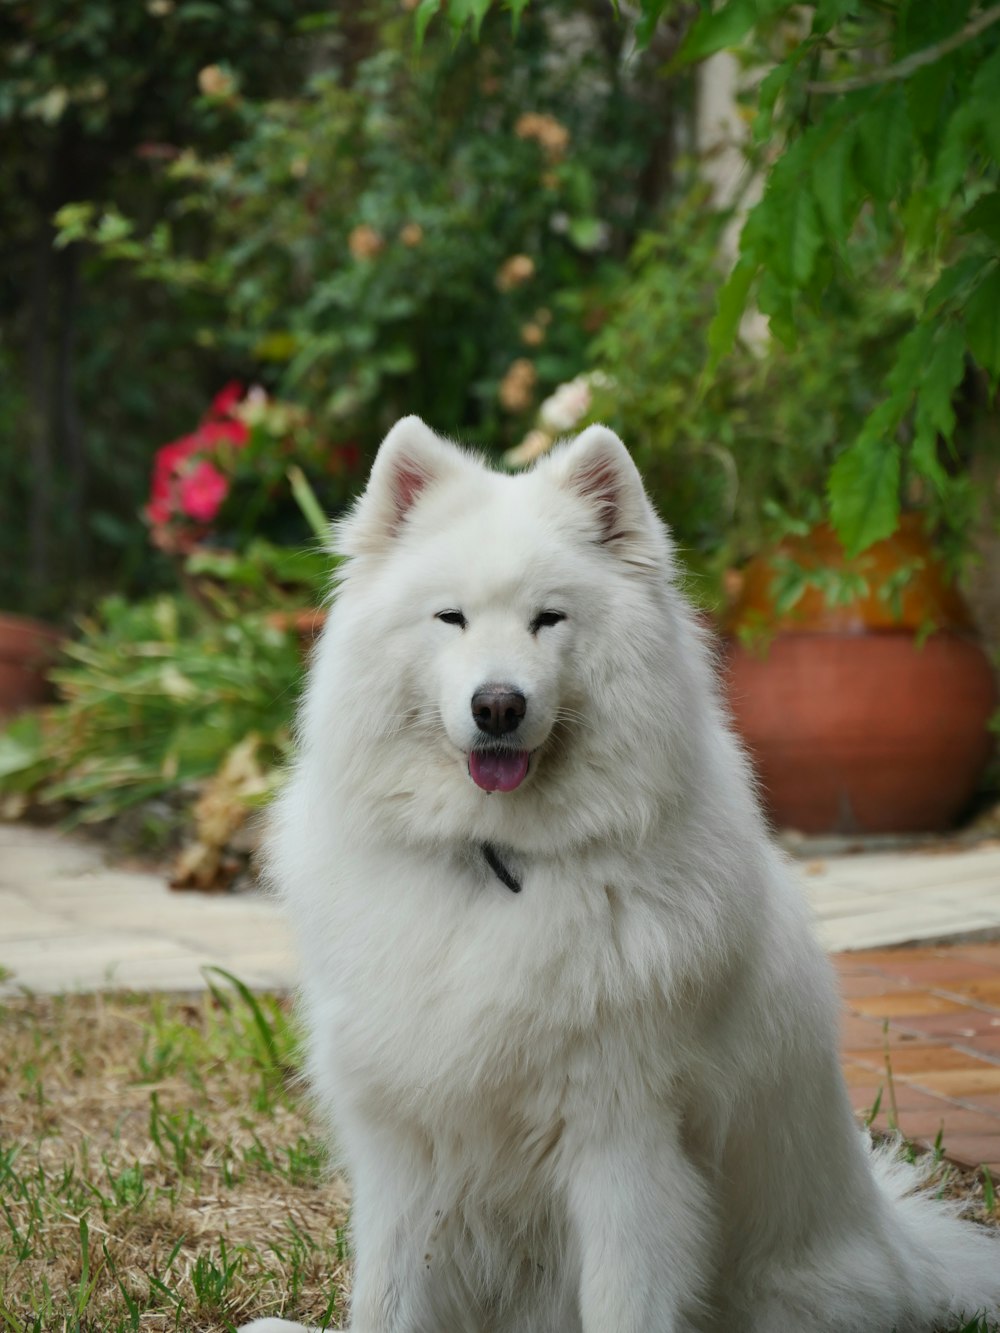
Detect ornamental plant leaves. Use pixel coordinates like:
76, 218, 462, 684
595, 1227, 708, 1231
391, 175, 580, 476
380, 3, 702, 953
911, 323, 968, 493
811, 124, 860, 246
827, 433, 901, 558
963, 191, 1000, 246
674, 0, 756, 67
706, 256, 755, 376
966, 264, 1000, 382
855, 88, 913, 204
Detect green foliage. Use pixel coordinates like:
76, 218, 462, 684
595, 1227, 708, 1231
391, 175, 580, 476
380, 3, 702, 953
55, 4, 662, 455
0, 590, 308, 824
0, 0, 314, 616
695, 0, 1000, 554
582, 191, 917, 592
430, 0, 1000, 559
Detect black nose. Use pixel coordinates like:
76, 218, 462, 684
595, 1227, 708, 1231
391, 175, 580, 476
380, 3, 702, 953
471, 686, 527, 737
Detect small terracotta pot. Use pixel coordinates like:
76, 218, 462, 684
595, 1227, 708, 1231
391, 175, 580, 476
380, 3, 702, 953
0, 613, 63, 720
266, 608, 326, 658
719, 520, 998, 834
723, 633, 997, 834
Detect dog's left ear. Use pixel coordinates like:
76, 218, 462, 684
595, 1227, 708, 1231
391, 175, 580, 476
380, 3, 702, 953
333, 416, 469, 557
552, 426, 661, 571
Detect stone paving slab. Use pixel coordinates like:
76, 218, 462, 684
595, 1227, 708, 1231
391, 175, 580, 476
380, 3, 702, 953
2, 824, 999, 995
0, 823, 292, 995
801, 842, 1000, 951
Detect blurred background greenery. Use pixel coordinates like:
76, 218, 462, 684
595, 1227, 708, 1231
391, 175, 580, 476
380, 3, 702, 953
1, 0, 998, 865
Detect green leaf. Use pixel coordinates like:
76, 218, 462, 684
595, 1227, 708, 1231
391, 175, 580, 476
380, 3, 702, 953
508, 0, 531, 33
916, 323, 966, 439
897, 0, 972, 58
774, 186, 822, 286
911, 323, 967, 489
828, 436, 901, 557
466, 0, 492, 39
855, 89, 912, 202
674, 0, 756, 66
413, 0, 442, 47
925, 254, 990, 315
0, 714, 47, 783
753, 59, 795, 146
706, 256, 755, 375
811, 122, 859, 244
962, 191, 1000, 246
635, 0, 670, 49
812, 0, 854, 30
966, 263, 1000, 380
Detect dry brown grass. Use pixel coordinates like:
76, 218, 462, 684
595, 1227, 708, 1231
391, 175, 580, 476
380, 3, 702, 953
1, 986, 996, 1332
0, 987, 349, 1331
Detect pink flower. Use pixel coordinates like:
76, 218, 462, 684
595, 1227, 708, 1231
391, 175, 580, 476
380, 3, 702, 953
178, 459, 229, 522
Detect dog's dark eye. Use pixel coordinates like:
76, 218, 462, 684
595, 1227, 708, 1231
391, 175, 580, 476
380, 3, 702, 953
531, 610, 566, 633
435, 610, 467, 629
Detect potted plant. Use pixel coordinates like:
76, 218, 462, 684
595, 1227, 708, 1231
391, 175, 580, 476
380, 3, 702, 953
719, 517, 998, 835
0, 613, 62, 721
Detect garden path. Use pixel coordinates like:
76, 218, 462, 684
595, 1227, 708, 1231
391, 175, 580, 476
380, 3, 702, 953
1, 820, 999, 1172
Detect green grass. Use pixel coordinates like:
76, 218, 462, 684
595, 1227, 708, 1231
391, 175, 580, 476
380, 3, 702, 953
0, 980, 997, 1331
0, 979, 347, 1331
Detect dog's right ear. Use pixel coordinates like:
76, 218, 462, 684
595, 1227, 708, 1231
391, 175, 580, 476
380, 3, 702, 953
332, 417, 464, 557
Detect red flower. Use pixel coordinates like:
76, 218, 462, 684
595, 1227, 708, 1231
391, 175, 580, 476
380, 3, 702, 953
195, 418, 249, 449
178, 459, 229, 522
207, 382, 244, 420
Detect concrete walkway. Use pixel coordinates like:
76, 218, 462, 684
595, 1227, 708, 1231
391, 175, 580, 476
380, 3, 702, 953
0, 822, 292, 995
1, 822, 999, 996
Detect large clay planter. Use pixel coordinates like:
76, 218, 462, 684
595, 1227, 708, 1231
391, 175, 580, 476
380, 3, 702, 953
720, 520, 998, 835
0, 613, 62, 720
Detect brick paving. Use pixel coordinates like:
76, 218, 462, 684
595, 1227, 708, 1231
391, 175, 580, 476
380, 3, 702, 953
837, 943, 1000, 1173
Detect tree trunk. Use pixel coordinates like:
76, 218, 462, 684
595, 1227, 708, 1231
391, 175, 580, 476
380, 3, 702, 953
26, 216, 53, 598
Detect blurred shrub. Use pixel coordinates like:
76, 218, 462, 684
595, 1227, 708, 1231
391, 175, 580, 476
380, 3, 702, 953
0, 590, 309, 828
579, 192, 934, 596
0, 0, 314, 616
142, 382, 359, 555
54, 4, 668, 459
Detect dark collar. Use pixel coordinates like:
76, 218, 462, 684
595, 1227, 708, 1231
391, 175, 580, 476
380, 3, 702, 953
481, 841, 522, 894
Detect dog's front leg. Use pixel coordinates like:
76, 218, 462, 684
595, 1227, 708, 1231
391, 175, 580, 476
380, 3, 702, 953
347, 1158, 430, 1332
566, 1120, 710, 1333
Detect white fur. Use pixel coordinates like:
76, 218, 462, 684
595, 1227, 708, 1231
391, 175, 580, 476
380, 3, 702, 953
242, 418, 1000, 1333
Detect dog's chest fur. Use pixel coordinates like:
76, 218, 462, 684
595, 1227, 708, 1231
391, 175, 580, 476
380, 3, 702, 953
301, 843, 693, 1143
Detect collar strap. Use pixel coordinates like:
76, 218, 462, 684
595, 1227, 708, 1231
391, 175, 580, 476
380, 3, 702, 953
481, 841, 522, 894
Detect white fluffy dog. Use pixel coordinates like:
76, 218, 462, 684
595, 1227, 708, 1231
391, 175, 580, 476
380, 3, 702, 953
242, 418, 999, 1333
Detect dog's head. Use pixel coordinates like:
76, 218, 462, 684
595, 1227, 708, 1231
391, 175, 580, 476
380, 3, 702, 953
305, 417, 708, 852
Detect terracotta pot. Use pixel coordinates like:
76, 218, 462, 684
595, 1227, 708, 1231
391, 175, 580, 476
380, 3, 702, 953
723, 633, 997, 834
266, 607, 326, 657
0, 613, 62, 720
719, 520, 998, 834
720, 516, 974, 637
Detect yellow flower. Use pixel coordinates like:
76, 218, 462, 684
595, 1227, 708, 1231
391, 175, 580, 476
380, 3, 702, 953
496, 254, 535, 293
197, 65, 235, 98
348, 225, 385, 261
520, 322, 545, 347
504, 429, 554, 468
399, 222, 424, 247
498, 359, 538, 414
515, 112, 570, 161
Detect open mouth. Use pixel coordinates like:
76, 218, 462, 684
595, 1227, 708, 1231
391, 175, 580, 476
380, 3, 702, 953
468, 748, 530, 793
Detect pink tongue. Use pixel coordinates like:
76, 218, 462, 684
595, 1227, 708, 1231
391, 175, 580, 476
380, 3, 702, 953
469, 750, 530, 793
